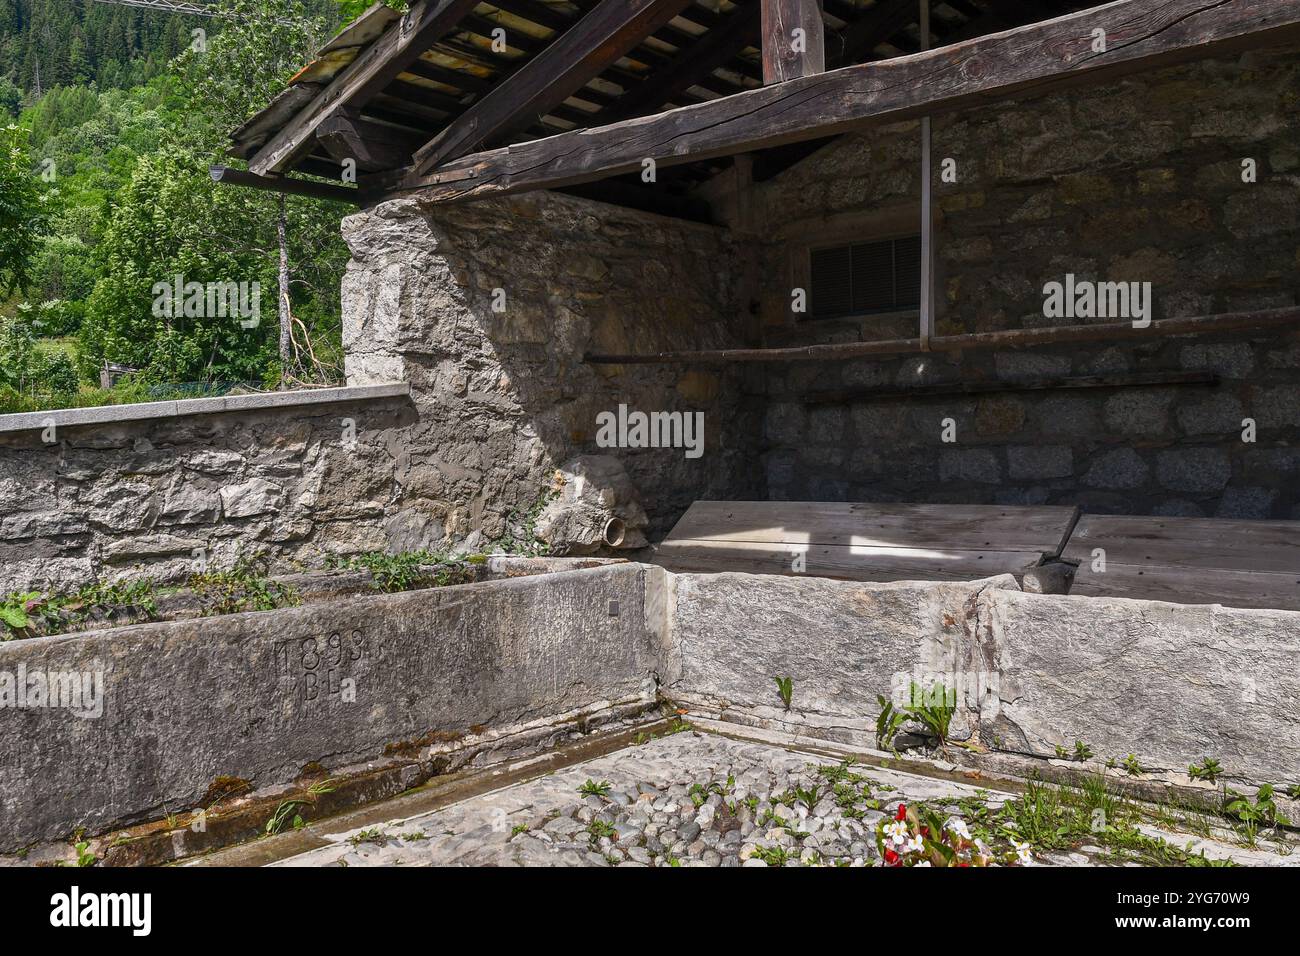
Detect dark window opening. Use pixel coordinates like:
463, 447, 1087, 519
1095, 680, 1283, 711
809, 235, 921, 319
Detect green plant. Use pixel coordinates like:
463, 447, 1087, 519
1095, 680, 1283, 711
1189, 757, 1223, 783
1288, 785, 1300, 801
0, 591, 39, 638
875, 694, 907, 751
774, 675, 793, 711
265, 799, 307, 836
350, 828, 387, 845
587, 819, 616, 843
1121, 754, 1144, 777
1055, 744, 1069, 759
794, 785, 822, 812
578, 779, 611, 798
190, 557, 300, 616
510, 824, 529, 837
1074, 741, 1094, 762
1224, 785, 1290, 846
74, 841, 96, 867
904, 682, 956, 746
327, 550, 479, 593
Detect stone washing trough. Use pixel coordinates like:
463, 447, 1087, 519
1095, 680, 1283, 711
2, 561, 1298, 864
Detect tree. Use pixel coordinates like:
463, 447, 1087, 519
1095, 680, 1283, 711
0, 122, 46, 296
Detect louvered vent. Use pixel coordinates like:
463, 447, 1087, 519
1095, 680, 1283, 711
810, 235, 922, 319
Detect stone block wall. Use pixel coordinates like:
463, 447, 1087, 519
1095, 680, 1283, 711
341, 191, 761, 543
0, 191, 760, 592
752, 44, 1300, 516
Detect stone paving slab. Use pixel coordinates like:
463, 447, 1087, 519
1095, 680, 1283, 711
266, 729, 1299, 868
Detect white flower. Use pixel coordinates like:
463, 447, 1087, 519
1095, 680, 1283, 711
905, 834, 925, 854
914, 860, 932, 867
945, 817, 971, 841
884, 820, 909, 845
1011, 838, 1033, 863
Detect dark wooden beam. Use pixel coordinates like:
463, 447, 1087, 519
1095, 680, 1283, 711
603, 0, 762, 122
801, 370, 1218, 404
581, 307, 1300, 365
762, 0, 826, 83
410, 0, 695, 174
317, 114, 423, 172
248, 0, 480, 176
209, 166, 361, 205
391, 0, 1300, 201
828, 0, 914, 66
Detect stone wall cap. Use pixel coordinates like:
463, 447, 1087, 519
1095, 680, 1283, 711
0, 383, 410, 435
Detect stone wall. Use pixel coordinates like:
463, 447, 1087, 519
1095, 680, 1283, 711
0, 562, 667, 850
753, 45, 1300, 517
0, 191, 759, 592
341, 191, 761, 546
667, 571, 1300, 786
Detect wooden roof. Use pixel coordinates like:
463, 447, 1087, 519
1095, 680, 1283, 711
231, 0, 1101, 214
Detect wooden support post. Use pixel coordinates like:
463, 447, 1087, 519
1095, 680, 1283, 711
762, 0, 825, 84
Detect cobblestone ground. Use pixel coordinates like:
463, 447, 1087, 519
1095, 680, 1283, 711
272, 730, 1298, 868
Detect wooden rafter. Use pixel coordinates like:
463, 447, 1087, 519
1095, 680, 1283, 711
601, 0, 763, 123
410, 0, 695, 174
248, 0, 480, 176
390, 0, 1300, 200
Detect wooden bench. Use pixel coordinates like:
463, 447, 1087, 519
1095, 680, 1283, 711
1062, 514, 1300, 611
655, 501, 1080, 583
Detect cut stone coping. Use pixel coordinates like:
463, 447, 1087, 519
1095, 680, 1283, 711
0, 382, 410, 435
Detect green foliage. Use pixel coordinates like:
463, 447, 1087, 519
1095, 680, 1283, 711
1189, 757, 1223, 783
578, 779, 611, 798
4, 1, 353, 405
904, 682, 955, 746
1, 578, 158, 640
773, 675, 793, 711
325, 550, 481, 593
189, 556, 300, 616
0, 123, 47, 296
1224, 785, 1289, 845
875, 693, 906, 751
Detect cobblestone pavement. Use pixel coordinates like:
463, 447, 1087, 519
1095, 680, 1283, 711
271, 730, 1298, 868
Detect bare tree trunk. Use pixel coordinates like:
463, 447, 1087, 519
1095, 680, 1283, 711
277, 193, 291, 387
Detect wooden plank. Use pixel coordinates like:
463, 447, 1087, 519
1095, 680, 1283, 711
410, 0, 695, 174
582, 306, 1300, 364
1062, 514, 1300, 574
208, 166, 361, 205
664, 500, 1079, 556
656, 538, 1044, 582
1070, 563, 1300, 612
762, 0, 826, 84
602, 0, 762, 122
391, 0, 1300, 200
248, 0, 481, 176
802, 370, 1218, 404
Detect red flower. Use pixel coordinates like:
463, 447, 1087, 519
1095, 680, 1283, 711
884, 849, 900, 866
895, 803, 907, 822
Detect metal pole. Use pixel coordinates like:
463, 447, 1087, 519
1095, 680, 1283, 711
919, 0, 934, 349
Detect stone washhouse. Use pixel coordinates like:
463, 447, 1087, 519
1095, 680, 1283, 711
2, 0, 1300, 868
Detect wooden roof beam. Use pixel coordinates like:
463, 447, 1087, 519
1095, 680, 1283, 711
410, 0, 695, 175
601, 0, 762, 122
390, 0, 1300, 200
248, 0, 480, 176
